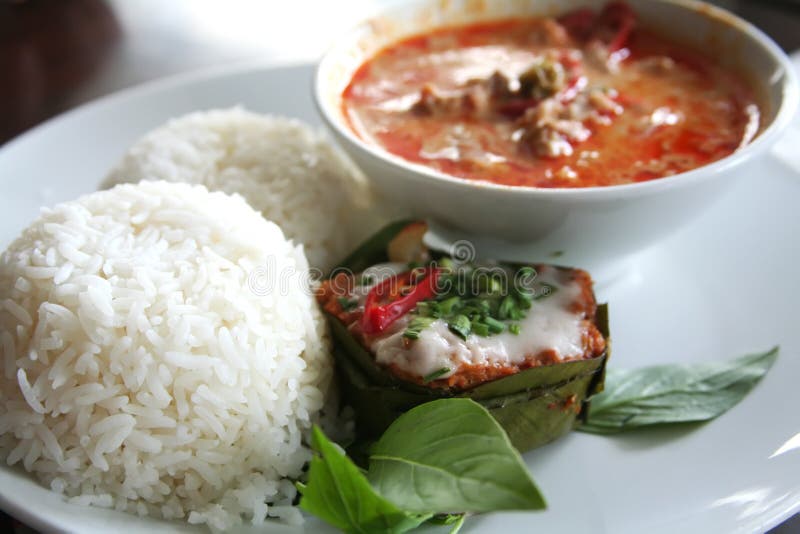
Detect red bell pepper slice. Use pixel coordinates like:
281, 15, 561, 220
360, 267, 441, 335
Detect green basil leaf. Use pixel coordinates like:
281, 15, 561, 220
578, 347, 779, 434
448, 314, 471, 339
367, 398, 546, 513
446, 514, 466, 534
426, 512, 467, 533
298, 426, 432, 534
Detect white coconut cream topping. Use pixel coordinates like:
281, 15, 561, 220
354, 265, 586, 379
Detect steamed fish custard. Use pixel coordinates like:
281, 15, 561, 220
318, 222, 609, 450
322, 263, 604, 389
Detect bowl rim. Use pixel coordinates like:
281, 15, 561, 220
314, 0, 799, 199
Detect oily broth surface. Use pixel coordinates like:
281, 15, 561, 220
343, 18, 759, 188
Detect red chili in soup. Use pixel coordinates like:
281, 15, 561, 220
342, 2, 761, 188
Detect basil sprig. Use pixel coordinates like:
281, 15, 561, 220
296, 427, 432, 534
298, 399, 545, 533
578, 347, 779, 434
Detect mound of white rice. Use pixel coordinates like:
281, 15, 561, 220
103, 108, 389, 272
0, 181, 334, 529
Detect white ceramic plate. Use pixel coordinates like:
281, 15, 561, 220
1, 63, 799, 534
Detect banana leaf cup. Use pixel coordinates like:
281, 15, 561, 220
322, 221, 610, 452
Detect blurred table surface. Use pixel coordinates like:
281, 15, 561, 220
2, 0, 800, 145
1, 0, 800, 531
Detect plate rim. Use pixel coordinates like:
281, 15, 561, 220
0, 59, 799, 534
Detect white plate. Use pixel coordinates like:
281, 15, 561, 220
1, 62, 799, 534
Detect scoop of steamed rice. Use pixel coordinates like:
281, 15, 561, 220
103, 108, 390, 272
0, 181, 333, 529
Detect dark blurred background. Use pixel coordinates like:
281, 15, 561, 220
0, 0, 799, 531
1, 0, 799, 146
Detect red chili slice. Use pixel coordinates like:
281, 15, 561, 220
598, 2, 636, 52
559, 2, 636, 53
360, 267, 441, 335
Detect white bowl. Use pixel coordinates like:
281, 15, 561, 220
314, 0, 798, 272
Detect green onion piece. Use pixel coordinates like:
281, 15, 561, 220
448, 315, 471, 340
515, 288, 533, 309
403, 316, 436, 340
509, 308, 526, 321
486, 298, 500, 316
423, 367, 451, 383
337, 297, 358, 311
467, 312, 483, 323
484, 316, 505, 334
439, 296, 461, 316
415, 301, 440, 318
360, 274, 375, 286
475, 299, 491, 312
509, 323, 521, 335
460, 299, 488, 318
438, 257, 455, 270
486, 277, 503, 295
498, 295, 515, 320
475, 275, 493, 294
471, 322, 490, 337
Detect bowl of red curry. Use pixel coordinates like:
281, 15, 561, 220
315, 0, 798, 270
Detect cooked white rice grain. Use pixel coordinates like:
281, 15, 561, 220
0, 181, 334, 530
103, 108, 395, 271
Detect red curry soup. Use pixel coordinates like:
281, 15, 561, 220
342, 2, 761, 188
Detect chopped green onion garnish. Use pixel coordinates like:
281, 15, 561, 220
484, 316, 505, 334
498, 295, 515, 320
438, 257, 455, 270
514, 288, 533, 309
487, 277, 503, 294
403, 316, 436, 340
398, 261, 545, 340
509, 308, 526, 321
415, 301, 440, 318
477, 275, 503, 294
423, 367, 451, 383
337, 297, 358, 311
471, 322, 490, 336
360, 274, 375, 286
439, 296, 461, 315
448, 314, 471, 340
